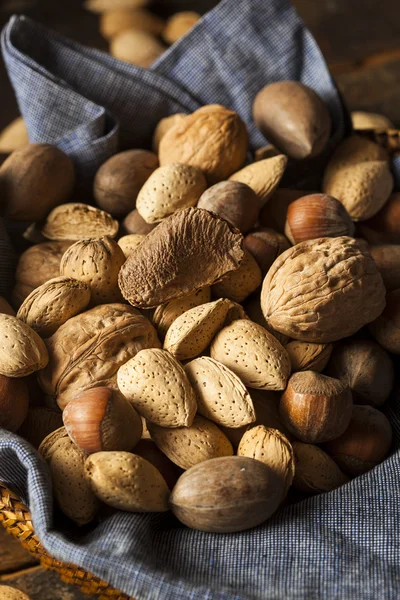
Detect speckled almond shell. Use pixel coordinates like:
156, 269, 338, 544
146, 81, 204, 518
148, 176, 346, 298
323, 135, 388, 180
237, 425, 294, 496
38, 303, 160, 410
118, 234, 146, 258
285, 341, 333, 372
17, 276, 91, 337
292, 442, 349, 494
210, 319, 291, 391
153, 287, 211, 339
148, 415, 233, 470
261, 236, 386, 343
0, 585, 32, 599
0, 314, 49, 377
185, 356, 255, 428
136, 163, 207, 224
41, 203, 119, 241
211, 249, 262, 303
229, 155, 288, 206
163, 298, 233, 360
117, 348, 197, 427
118, 207, 244, 309
84, 451, 170, 512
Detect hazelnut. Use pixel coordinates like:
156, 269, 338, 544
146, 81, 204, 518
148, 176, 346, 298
253, 81, 331, 160
94, 149, 159, 218
358, 192, 400, 244
284, 193, 355, 244
197, 181, 260, 234
292, 442, 349, 494
369, 244, 400, 291
369, 289, 400, 353
285, 341, 333, 373
279, 371, 353, 443
121, 208, 156, 235
326, 338, 394, 408
244, 227, 290, 275
63, 387, 142, 454
323, 405, 393, 476
0, 375, 29, 432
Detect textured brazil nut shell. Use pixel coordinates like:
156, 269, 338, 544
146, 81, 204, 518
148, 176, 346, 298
210, 319, 291, 391
0, 315, 49, 377
117, 348, 197, 427
118, 208, 244, 308
39, 304, 160, 410
261, 237, 386, 343
41, 203, 119, 241
185, 356, 255, 428
152, 287, 211, 339
159, 105, 248, 185
229, 155, 288, 206
17, 276, 91, 337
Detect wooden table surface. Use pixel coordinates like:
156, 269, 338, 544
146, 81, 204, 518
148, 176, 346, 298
1, 0, 400, 598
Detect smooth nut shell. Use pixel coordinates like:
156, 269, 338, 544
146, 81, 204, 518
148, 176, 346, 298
229, 155, 287, 206
170, 456, 284, 532
369, 289, 400, 353
370, 244, 400, 291
100, 9, 164, 39
244, 228, 290, 276
260, 187, 309, 233
0, 297, 15, 316
358, 192, 400, 244
0, 315, 49, 377
0, 375, 29, 432
41, 203, 118, 241
292, 442, 349, 494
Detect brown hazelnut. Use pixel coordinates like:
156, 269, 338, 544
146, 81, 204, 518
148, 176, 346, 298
323, 405, 393, 476
94, 149, 159, 218
133, 439, 183, 489
285, 341, 333, 373
0, 375, 29, 432
369, 244, 400, 291
197, 181, 260, 234
253, 81, 332, 160
121, 208, 156, 235
369, 289, 400, 353
259, 188, 310, 233
0, 143, 75, 221
326, 338, 394, 408
63, 387, 142, 454
358, 192, 400, 244
292, 442, 349, 494
244, 227, 290, 275
284, 193, 355, 244
279, 371, 353, 443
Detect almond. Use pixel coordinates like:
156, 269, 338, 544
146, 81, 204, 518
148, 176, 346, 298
185, 356, 255, 428
148, 415, 233, 470
0, 315, 49, 377
41, 203, 119, 241
118, 234, 146, 258
229, 155, 288, 205
211, 249, 262, 302
285, 341, 333, 373
210, 319, 291, 390
152, 287, 211, 339
117, 348, 197, 427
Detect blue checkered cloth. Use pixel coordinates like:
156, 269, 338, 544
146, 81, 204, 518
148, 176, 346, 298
0, 1, 399, 598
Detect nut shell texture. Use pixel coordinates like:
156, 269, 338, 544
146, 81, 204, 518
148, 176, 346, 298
229, 155, 287, 206
0, 315, 49, 377
261, 236, 386, 342
153, 287, 211, 339
41, 203, 118, 241
0, 586, 32, 599
292, 442, 349, 494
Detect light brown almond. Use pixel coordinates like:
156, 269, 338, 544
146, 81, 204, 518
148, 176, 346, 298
153, 287, 211, 339
118, 234, 146, 258
229, 155, 288, 205
0, 315, 49, 377
211, 249, 262, 302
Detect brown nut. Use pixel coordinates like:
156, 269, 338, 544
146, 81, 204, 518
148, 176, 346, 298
0, 585, 32, 599
210, 319, 291, 391
325, 339, 394, 408
152, 114, 186, 153
243, 296, 289, 347
351, 111, 394, 131
136, 163, 207, 224
121, 208, 156, 235
0, 117, 29, 153
41, 203, 119, 241
162, 11, 201, 44
324, 134, 388, 175
279, 371, 353, 444
94, 149, 159, 218
285, 341, 333, 373
0, 315, 49, 377
197, 180, 260, 234
170, 456, 285, 533
211, 250, 262, 303
358, 193, 400, 244
152, 288, 211, 340
323, 405, 393, 476
292, 442, 349, 494
133, 439, 182, 489
100, 9, 164, 39
238, 426, 294, 498
284, 193, 355, 244
118, 207, 244, 309
369, 244, 400, 292
260, 187, 310, 233
0, 144, 75, 221
254, 144, 280, 161
369, 289, 400, 353
0, 375, 29, 432
17, 276, 91, 337
63, 387, 142, 454
60, 237, 126, 305
110, 29, 166, 67
0, 297, 15, 316
85, 0, 150, 12
244, 228, 290, 276
229, 155, 288, 206
159, 105, 248, 185
85, 451, 170, 512
18, 407, 63, 449
118, 234, 146, 258
261, 237, 386, 343
253, 82, 331, 160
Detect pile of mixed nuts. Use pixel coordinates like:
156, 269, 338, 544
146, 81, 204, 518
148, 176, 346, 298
0, 80, 398, 534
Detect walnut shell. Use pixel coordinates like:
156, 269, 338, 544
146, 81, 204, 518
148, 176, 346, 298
38, 303, 160, 410
110, 29, 166, 67
118, 207, 244, 308
261, 237, 386, 342
60, 237, 126, 305
152, 114, 186, 153
0, 315, 49, 377
229, 155, 288, 206
41, 203, 119, 241
17, 276, 91, 337
285, 341, 333, 373
159, 105, 248, 185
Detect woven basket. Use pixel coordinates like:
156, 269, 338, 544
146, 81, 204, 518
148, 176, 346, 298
0, 482, 132, 600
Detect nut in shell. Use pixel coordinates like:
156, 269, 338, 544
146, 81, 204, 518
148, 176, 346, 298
229, 155, 288, 206
0, 315, 49, 377
152, 114, 186, 153
110, 29, 166, 67
292, 442, 349, 494
152, 287, 211, 339
211, 250, 262, 303
244, 228, 290, 276
41, 203, 119, 241
285, 341, 333, 373
369, 288, 400, 353
118, 234, 146, 258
